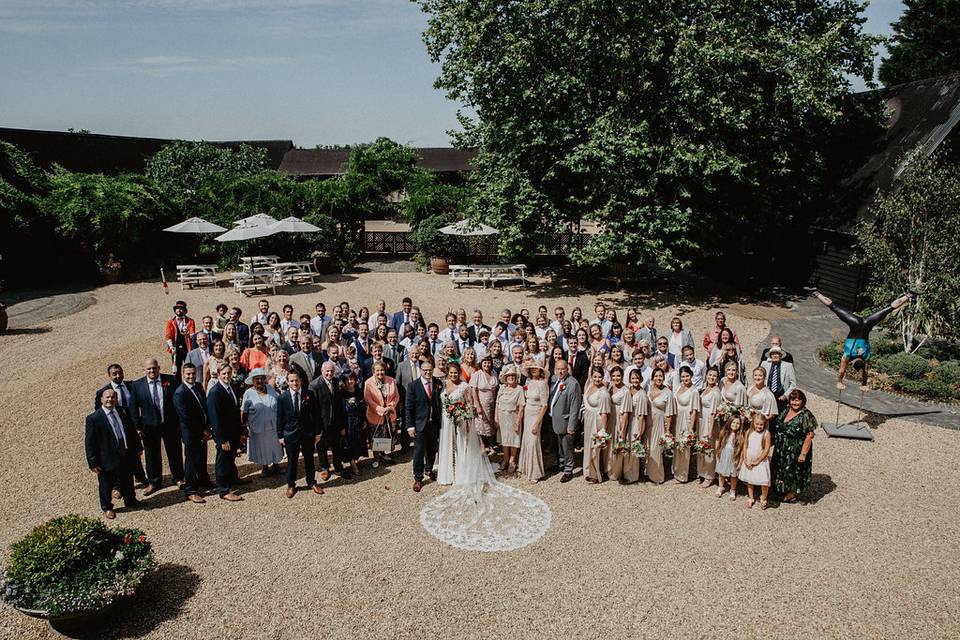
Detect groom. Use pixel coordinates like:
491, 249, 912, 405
547, 360, 582, 483
405, 357, 442, 492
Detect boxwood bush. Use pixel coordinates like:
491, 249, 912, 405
872, 352, 932, 379
1, 515, 155, 616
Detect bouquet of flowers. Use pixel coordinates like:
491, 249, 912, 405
631, 437, 647, 459
657, 432, 677, 456
678, 431, 697, 450
442, 394, 474, 428
692, 437, 714, 459
613, 438, 630, 454
591, 429, 611, 450
715, 400, 746, 425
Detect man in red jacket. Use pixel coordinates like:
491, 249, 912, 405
164, 300, 196, 374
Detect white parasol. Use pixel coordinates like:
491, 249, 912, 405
438, 220, 499, 236
163, 216, 228, 233
268, 216, 322, 233
215, 221, 278, 242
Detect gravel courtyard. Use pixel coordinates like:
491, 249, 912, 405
0, 273, 958, 639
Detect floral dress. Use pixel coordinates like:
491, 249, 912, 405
471, 369, 499, 437
772, 408, 817, 496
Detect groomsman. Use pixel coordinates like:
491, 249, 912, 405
547, 360, 582, 483
406, 358, 442, 492
277, 369, 324, 497
94, 364, 148, 486
389, 297, 416, 335
309, 362, 347, 480
131, 358, 184, 495
207, 364, 247, 501
85, 388, 142, 519
173, 363, 211, 503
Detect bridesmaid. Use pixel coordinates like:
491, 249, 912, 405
721, 361, 748, 409
747, 367, 779, 422
471, 355, 499, 451
645, 368, 676, 484
672, 366, 701, 483
624, 369, 650, 483
606, 345, 628, 374
495, 364, 525, 474
518, 360, 548, 482
698, 368, 722, 488
607, 367, 635, 483
588, 323, 610, 356
582, 367, 613, 484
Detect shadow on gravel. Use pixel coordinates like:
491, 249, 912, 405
91, 563, 201, 639
0, 326, 52, 335
804, 473, 837, 505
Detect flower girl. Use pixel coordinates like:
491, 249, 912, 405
714, 414, 745, 500
738, 413, 773, 510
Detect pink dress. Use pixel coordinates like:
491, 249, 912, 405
470, 369, 499, 437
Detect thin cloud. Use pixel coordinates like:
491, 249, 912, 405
107, 54, 296, 76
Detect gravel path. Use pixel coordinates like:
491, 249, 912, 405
0, 275, 957, 639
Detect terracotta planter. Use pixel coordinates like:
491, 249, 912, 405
99, 264, 123, 284
312, 255, 337, 274
17, 600, 118, 638
430, 257, 450, 275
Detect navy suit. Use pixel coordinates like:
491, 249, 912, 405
389, 311, 425, 336
94, 381, 148, 484
362, 356, 395, 381
235, 321, 251, 350
276, 388, 319, 488
467, 323, 491, 343
130, 374, 184, 487
173, 382, 211, 495
405, 377, 442, 482
206, 382, 244, 496
85, 408, 141, 511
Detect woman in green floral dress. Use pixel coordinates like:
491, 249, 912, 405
772, 389, 817, 502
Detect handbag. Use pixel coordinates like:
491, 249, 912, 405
371, 417, 394, 453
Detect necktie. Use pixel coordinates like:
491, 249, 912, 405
295, 392, 300, 413
115, 384, 127, 407
108, 411, 127, 449
425, 380, 432, 399
549, 379, 561, 416
769, 363, 783, 396
152, 380, 163, 421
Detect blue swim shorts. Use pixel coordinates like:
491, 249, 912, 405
843, 338, 870, 360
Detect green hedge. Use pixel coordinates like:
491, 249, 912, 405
872, 352, 932, 379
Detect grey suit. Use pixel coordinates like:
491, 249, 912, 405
637, 327, 658, 346
547, 374, 582, 475
185, 347, 209, 371
761, 360, 797, 399
289, 350, 321, 381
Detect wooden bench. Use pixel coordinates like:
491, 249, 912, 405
176, 264, 218, 289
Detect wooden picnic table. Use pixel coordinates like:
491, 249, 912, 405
273, 261, 316, 285
176, 264, 219, 289
230, 270, 277, 296
449, 264, 528, 288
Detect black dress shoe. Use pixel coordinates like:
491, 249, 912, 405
429, 471, 438, 481
559, 473, 573, 483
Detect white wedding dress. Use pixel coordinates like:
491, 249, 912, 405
435, 383, 459, 485
420, 382, 552, 552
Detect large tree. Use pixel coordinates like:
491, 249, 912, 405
416, 0, 880, 272
878, 0, 960, 86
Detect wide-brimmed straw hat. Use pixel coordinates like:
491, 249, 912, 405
522, 358, 545, 377
244, 367, 268, 385
499, 363, 520, 383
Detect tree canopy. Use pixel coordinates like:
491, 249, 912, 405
878, 0, 960, 86
415, 0, 881, 272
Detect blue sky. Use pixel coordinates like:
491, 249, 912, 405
0, 0, 905, 147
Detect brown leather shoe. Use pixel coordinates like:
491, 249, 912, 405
104, 509, 116, 519
111, 489, 121, 500
220, 493, 242, 502
413, 480, 422, 492
312, 485, 324, 495
319, 470, 330, 481
143, 484, 159, 496
286, 486, 296, 498
187, 494, 206, 504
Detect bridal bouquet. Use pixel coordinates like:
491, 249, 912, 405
678, 431, 697, 450
657, 432, 677, 456
631, 437, 647, 459
442, 394, 474, 428
715, 400, 746, 425
692, 437, 714, 459
591, 429, 611, 450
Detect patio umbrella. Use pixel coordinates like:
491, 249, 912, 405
163, 216, 227, 233
234, 213, 278, 227
214, 221, 278, 242
438, 220, 499, 236
268, 216, 322, 233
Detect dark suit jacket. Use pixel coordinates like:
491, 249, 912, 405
467, 323, 491, 343
94, 381, 135, 411
173, 383, 208, 442
131, 374, 177, 431
85, 408, 141, 472
276, 389, 317, 441
235, 321, 251, 349
571, 350, 591, 390
206, 382, 243, 447
362, 356, 396, 380
389, 311, 426, 335
404, 377, 442, 433
190, 330, 216, 350
308, 376, 342, 437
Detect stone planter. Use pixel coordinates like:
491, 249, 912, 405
430, 256, 450, 275
17, 600, 118, 638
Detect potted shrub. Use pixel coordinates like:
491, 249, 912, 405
2, 515, 156, 637
98, 254, 123, 284
311, 250, 337, 274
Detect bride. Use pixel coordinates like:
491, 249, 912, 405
420, 361, 551, 552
